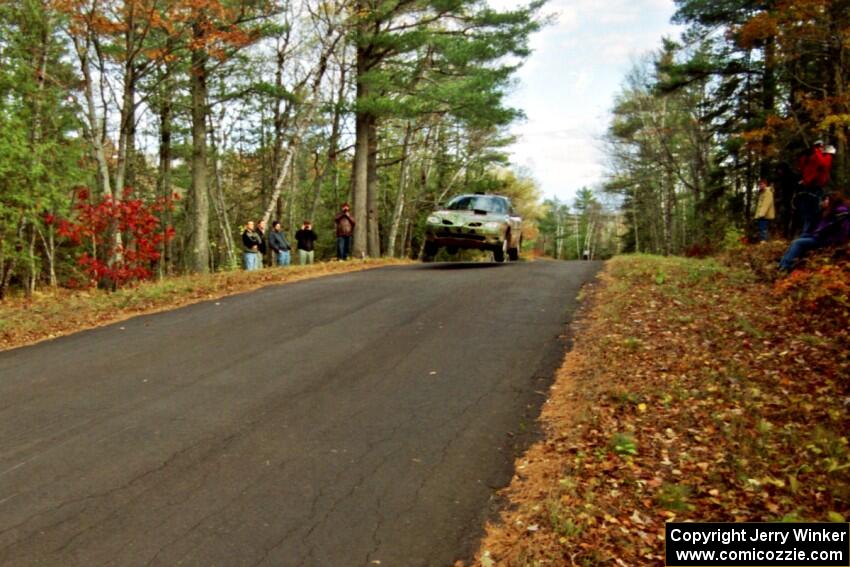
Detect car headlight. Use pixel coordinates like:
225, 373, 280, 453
483, 221, 501, 230
427, 216, 441, 224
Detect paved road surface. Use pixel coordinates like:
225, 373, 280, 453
0, 260, 601, 567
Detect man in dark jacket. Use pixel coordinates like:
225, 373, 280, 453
295, 220, 318, 265
268, 220, 291, 266
241, 220, 261, 270
780, 192, 849, 271
334, 203, 355, 260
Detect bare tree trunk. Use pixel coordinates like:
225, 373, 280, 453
208, 114, 237, 269
309, 63, 346, 221
0, 241, 7, 301
632, 205, 640, 253
189, 23, 210, 273
574, 214, 580, 259
352, 113, 371, 258
387, 122, 413, 258
31, 2, 54, 288
260, 30, 340, 228
114, 2, 136, 197
555, 209, 563, 259
366, 117, 381, 256
401, 218, 411, 258
0, 218, 26, 300
270, 38, 292, 196
36, 225, 56, 288
827, 3, 848, 188
26, 223, 37, 297
663, 170, 675, 255
287, 148, 297, 236
73, 36, 113, 199
352, 31, 372, 259
157, 70, 174, 277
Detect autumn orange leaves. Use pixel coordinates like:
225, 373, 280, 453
472, 255, 849, 566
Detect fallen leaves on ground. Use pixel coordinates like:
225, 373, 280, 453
470, 253, 849, 566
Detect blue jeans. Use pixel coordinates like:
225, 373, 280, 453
275, 250, 291, 266
337, 235, 352, 260
796, 190, 822, 235
779, 236, 819, 271
757, 218, 770, 242
243, 252, 259, 271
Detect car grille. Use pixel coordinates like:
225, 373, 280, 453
436, 230, 486, 241
442, 219, 453, 225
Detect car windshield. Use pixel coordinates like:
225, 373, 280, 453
445, 195, 507, 214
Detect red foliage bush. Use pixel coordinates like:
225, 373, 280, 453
57, 188, 176, 288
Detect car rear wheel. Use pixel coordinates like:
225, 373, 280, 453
508, 235, 520, 261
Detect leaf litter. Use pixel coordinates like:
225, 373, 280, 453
466, 253, 849, 566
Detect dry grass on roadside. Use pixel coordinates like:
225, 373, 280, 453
0, 258, 411, 351
468, 254, 849, 567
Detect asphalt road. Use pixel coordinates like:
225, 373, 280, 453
0, 260, 601, 567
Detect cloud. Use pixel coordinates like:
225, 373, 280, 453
490, 0, 684, 204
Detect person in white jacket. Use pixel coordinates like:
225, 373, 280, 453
755, 178, 776, 242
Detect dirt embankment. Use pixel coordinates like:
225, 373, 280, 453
468, 254, 849, 566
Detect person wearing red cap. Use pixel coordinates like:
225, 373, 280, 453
796, 140, 835, 234
334, 203, 356, 260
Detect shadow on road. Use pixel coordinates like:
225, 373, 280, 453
416, 262, 507, 270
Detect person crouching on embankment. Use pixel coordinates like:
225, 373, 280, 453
242, 220, 262, 270
755, 178, 775, 242
779, 192, 849, 271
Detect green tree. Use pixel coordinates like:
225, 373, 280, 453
0, 0, 84, 296
348, 0, 543, 257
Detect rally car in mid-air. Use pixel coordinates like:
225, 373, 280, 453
422, 194, 522, 262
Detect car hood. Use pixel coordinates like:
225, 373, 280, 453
431, 210, 509, 224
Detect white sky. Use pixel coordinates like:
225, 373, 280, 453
490, 0, 684, 205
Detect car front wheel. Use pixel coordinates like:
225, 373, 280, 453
422, 240, 439, 262
493, 240, 506, 263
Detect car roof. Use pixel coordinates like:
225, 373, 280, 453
450, 194, 510, 201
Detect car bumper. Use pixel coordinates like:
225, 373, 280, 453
425, 226, 503, 248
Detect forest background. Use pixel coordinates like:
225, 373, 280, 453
1, 0, 849, 296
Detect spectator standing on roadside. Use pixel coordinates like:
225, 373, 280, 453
754, 178, 776, 242
269, 220, 291, 266
256, 219, 267, 268
796, 140, 835, 234
295, 220, 318, 265
241, 220, 262, 271
779, 192, 849, 271
334, 203, 355, 261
